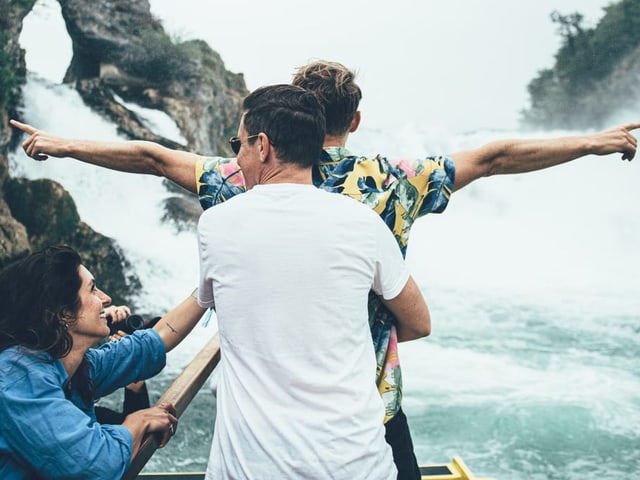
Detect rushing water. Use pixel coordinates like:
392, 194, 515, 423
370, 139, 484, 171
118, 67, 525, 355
9, 72, 640, 480
10, 1, 640, 478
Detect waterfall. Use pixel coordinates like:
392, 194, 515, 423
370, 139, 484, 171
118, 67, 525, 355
10, 1, 639, 477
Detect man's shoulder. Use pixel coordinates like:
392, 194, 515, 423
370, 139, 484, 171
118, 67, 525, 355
198, 156, 243, 182
320, 148, 454, 176
198, 184, 250, 218
196, 156, 246, 210
316, 187, 380, 217
363, 153, 454, 174
200, 156, 238, 169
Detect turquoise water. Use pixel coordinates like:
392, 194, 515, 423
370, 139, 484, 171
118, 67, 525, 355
12, 75, 639, 480
402, 289, 640, 479
14, 2, 639, 477
129, 287, 640, 479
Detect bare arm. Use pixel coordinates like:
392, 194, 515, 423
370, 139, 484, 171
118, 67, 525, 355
382, 276, 431, 342
451, 122, 640, 191
152, 294, 207, 353
9, 119, 200, 193
121, 294, 207, 456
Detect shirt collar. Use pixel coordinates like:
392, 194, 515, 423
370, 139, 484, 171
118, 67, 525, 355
321, 146, 355, 163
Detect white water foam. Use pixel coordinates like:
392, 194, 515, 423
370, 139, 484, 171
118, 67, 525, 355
13, 2, 640, 477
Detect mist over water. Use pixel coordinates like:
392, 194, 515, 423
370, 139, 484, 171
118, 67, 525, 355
12, 1, 640, 478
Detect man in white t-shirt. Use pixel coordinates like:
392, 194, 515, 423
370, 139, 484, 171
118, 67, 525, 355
196, 84, 431, 480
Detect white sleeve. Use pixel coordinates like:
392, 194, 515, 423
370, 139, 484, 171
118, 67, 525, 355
197, 212, 216, 309
371, 216, 410, 300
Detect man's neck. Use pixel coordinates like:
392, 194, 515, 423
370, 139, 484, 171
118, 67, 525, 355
252, 165, 312, 188
323, 134, 348, 148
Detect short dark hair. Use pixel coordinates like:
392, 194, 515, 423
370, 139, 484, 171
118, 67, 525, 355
292, 60, 362, 137
242, 84, 326, 168
0, 245, 81, 358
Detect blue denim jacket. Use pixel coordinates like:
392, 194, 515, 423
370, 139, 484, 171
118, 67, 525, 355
0, 329, 166, 479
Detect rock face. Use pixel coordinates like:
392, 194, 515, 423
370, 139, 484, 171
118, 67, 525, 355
0, 0, 248, 305
58, 0, 247, 154
0, 0, 34, 265
4, 177, 137, 306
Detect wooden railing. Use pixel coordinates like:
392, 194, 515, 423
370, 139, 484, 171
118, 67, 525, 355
119, 331, 494, 480
122, 333, 221, 480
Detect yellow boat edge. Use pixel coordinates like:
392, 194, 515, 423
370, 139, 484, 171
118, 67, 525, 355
419, 456, 494, 480
135, 456, 494, 480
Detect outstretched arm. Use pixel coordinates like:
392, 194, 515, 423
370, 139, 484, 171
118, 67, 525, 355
9, 119, 200, 193
451, 122, 640, 191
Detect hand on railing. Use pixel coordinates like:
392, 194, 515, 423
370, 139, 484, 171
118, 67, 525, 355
121, 332, 221, 480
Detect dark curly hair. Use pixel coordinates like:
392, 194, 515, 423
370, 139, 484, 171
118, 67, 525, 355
0, 245, 82, 358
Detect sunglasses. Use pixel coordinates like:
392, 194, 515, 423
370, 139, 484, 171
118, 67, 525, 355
229, 135, 259, 155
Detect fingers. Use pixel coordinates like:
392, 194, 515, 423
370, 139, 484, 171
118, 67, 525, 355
9, 119, 36, 134
105, 305, 131, 323
156, 402, 178, 448
104, 306, 115, 320
622, 126, 638, 161
21, 134, 48, 161
159, 401, 177, 417
622, 121, 640, 133
23, 133, 49, 161
601, 123, 638, 161
105, 305, 132, 342
108, 330, 126, 342
9, 119, 52, 161
9, 120, 41, 159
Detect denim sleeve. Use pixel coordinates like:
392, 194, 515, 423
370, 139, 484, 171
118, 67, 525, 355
0, 356, 133, 479
88, 329, 166, 399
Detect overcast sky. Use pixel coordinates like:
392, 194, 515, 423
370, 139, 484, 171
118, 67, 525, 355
23, 0, 615, 132
148, 0, 615, 132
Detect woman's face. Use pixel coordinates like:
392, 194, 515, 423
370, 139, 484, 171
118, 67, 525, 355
67, 265, 112, 343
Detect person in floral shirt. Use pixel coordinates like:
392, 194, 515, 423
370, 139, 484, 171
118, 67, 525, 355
11, 60, 639, 480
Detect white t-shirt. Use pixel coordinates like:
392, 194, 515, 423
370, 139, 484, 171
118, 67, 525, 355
198, 184, 408, 480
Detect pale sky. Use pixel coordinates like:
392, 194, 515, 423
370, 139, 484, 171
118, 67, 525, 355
23, 0, 615, 132
148, 0, 615, 132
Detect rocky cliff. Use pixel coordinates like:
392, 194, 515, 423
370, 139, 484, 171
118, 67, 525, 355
0, 0, 248, 306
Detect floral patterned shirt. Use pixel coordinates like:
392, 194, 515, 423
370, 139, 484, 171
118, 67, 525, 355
196, 146, 455, 422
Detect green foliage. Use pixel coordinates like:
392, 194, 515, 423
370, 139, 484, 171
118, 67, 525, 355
119, 29, 197, 86
522, 0, 640, 129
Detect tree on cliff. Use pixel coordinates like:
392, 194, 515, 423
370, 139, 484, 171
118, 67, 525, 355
521, 0, 640, 130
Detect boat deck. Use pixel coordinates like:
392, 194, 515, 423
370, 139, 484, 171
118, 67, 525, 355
137, 455, 493, 480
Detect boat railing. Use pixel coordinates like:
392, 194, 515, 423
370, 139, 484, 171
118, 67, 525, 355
121, 331, 493, 480
121, 332, 221, 480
